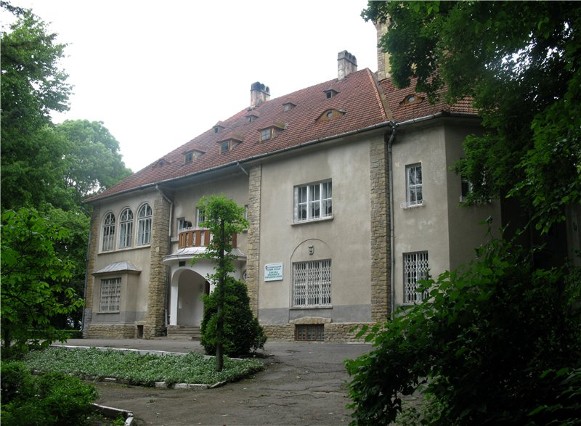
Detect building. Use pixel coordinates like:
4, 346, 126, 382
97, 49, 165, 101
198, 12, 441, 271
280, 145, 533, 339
83, 36, 501, 341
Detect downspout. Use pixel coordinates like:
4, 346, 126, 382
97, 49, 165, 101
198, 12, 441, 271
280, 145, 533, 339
156, 185, 173, 330
386, 121, 397, 319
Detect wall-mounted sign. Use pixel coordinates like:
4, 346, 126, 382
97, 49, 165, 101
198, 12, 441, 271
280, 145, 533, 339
264, 263, 283, 282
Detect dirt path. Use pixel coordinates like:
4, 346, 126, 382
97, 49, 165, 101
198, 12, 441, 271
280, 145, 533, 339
87, 341, 370, 425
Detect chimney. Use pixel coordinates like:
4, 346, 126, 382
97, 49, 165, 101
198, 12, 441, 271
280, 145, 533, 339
337, 50, 357, 80
250, 82, 270, 108
374, 20, 391, 80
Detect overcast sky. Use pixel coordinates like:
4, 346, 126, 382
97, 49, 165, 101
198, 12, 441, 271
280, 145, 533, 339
5, 1, 378, 172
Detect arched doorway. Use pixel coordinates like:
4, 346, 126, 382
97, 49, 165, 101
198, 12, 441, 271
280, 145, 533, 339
175, 269, 209, 327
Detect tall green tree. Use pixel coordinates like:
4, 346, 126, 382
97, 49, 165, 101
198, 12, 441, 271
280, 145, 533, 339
364, 1, 581, 233
195, 195, 262, 371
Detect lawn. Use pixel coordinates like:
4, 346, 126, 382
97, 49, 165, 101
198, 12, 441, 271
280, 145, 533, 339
23, 347, 264, 387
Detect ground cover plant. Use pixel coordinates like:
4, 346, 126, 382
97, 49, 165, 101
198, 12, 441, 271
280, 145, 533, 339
23, 347, 264, 387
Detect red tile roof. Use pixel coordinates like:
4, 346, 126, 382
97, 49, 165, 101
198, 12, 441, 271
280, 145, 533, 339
87, 68, 389, 202
87, 70, 477, 203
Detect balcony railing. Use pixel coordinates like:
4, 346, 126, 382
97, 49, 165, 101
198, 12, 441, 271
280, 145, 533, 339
178, 228, 238, 249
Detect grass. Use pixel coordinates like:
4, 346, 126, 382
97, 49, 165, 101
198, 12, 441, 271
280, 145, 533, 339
23, 347, 264, 387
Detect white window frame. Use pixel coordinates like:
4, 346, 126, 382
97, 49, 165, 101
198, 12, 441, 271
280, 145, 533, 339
403, 251, 429, 304
137, 203, 152, 246
119, 208, 133, 249
102, 212, 116, 252
405, 163, 423, 207
294, 180, 332, 223
196, 208, 206, 228
292, 259, 332, 307
99, 277, 121, 312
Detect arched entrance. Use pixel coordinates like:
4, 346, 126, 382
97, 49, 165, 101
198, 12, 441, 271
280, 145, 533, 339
173, 269, 210, 327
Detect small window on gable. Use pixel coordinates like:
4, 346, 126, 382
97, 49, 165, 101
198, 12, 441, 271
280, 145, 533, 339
324, 89, 338, 99
283, 102, 296, 112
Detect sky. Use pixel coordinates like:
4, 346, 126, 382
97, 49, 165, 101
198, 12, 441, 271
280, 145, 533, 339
4, 1, 378, 172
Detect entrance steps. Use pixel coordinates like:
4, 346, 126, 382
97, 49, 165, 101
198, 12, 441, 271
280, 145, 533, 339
166, 325, 201, 340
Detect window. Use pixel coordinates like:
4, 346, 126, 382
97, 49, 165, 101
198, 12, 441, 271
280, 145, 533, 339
221, 141, 230, 153
260, 128, 272, 141
292, 260, 331, 307
177, 217, 192, 231
324, 89, 338, 99
283, 102, 296, 111
184, 151, 193, 163
196, 208, 205, 228
295, 324, 324, 341
294, 181, 332, 222
137, 203, 152, 246
246, 114, 258, 123
460, 177, 473, 202
403, 251, 429, 304
119, 208, 133, 248
99, 277, 121, 312
102, 212, 116, 251
406, 163, 423, 206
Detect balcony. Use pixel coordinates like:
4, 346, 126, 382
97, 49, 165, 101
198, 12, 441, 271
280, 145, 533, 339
178, 228, 238, 249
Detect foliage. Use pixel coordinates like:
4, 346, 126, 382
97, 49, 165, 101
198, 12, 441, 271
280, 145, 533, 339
363, 1, 581, 233
1, 361, 98, 426
346, 238, 581, 425
201, 276, 267, 357
23, 347, 264, 387
195, 195, 252, 370
1, 208, 84, 356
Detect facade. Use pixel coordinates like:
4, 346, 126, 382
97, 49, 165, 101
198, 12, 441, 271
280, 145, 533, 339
83, 41, 502, 341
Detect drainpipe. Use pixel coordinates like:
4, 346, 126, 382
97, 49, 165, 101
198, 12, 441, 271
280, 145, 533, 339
386, 121, 397, 319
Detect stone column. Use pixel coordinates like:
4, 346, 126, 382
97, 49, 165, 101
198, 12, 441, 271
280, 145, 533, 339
245, 165, 262, 316
83, 205, 101, 337
145, 194, 171, 338
369, 138, 391, 321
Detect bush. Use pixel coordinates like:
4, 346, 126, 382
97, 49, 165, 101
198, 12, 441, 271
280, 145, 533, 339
201, 277, 267, 357
1, 360, 98, 426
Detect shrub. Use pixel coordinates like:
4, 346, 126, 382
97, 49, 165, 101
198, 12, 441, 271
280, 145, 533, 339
201, 277, 267, 357
1, 360, 97, 426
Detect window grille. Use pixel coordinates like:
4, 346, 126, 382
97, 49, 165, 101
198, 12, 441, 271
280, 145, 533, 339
403, 251, 429, 304
292, 260, 331, 307
406, 163, 423, 206
137, 203, 152, 246
102, 212, 116, 251
295, 324, 324, 341
294, 181, 332, 222
119, 208, 133, 248
100, 277, 121, 312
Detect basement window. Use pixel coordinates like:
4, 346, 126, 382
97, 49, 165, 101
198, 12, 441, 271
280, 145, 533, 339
295, 324, 324, 341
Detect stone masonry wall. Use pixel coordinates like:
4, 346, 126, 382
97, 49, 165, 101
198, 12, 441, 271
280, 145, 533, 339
369, 138, 391, 321
245, 165, 262, 315
262, 323, 371, 343
82, 206, 101, 337
144, 193, 171, 338
85, 324, 138, 339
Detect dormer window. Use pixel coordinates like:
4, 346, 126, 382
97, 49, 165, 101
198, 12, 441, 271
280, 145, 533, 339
213, 124, 225, 133
246, 114, 258, 123
184, 150, 203, 164
317, 109, 345, 122
218, 138, 241, 154
259, 124, 286, 142
283, 102, 296, 112
401, 94, 424, 105
324, 89, 338, 99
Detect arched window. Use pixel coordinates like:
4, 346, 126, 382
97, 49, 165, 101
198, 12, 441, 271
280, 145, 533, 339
137, 203, 152, 246
119, 208, 134, 248
102, 212, 116, 251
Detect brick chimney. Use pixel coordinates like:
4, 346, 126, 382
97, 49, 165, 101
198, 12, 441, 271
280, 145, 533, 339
375, 20, 391, 80
337, 50, 357, 80
250, 82, 270, 108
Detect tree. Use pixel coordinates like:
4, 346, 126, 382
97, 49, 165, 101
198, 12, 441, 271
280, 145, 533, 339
194, 195, 264, 370
1, 208, 84, 357
364, 1, 581, 233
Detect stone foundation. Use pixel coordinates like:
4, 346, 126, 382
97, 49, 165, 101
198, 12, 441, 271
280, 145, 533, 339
85, 324, 140, 339
262, 322, 373, 342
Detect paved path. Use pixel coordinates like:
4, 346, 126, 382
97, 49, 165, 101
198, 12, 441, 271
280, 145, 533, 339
63, 338, 371, 425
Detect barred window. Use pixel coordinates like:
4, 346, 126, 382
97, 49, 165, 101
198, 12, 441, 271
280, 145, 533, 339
292, 260, 331, 307
137, 203, 152, 246
99, 277, 121, 312
403, 251, 429, 304
294, 180, 332, 222
119, 208, 134, 248
102, 212, 115, 252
